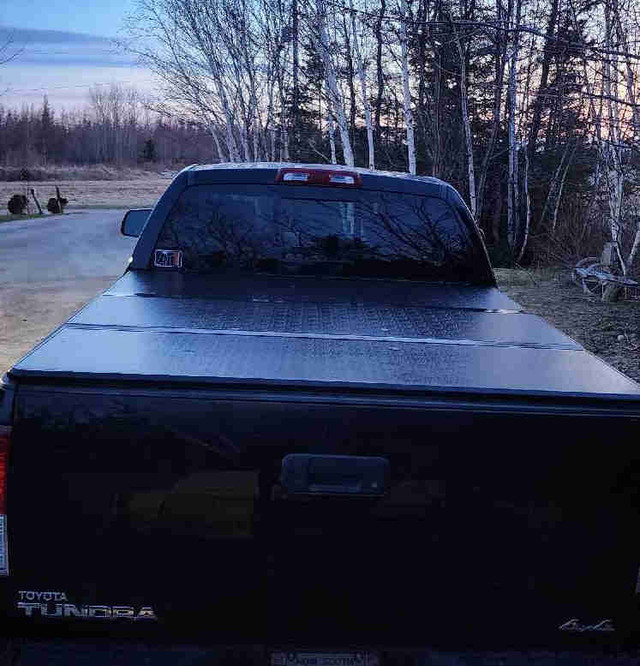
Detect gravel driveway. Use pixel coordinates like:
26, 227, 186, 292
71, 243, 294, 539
0, 210, 136, 374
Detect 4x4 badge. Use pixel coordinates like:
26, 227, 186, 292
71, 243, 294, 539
559, 618, 615, 632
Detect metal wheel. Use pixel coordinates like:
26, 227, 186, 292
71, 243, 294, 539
571, 256, 599, 286
572, 257, 608, 295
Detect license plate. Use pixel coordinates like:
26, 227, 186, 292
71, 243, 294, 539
270, 652, 379, 666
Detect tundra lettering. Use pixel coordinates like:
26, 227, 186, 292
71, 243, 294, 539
16, 602, 157, 621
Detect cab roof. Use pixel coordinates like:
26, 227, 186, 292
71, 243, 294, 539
182, 162, 459, 200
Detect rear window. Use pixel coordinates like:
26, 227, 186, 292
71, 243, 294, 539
154, 185, 486, 281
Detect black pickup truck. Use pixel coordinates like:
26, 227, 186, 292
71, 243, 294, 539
1, 163, 640, 662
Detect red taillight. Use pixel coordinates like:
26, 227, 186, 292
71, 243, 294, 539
276, 168, 362, 187
0, 425, 10, 576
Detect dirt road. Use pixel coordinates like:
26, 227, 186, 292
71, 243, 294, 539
0, 210, 136, 374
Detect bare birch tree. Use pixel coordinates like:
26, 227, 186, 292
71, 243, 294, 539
349, 0, 376, 169
506, 0, 522, 256
452, 20, 477, 218
399, 0, 416, 174
315, 0, 355, 165
476, 0, 508, 222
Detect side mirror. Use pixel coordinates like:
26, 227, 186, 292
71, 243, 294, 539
121, 209, 152, 237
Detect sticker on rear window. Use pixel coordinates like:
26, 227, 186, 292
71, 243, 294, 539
154, 249, 183, 269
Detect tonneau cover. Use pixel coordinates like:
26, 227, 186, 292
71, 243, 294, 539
10, 271, 640, 399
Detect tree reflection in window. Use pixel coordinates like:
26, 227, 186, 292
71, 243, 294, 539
156, 188, 482, 282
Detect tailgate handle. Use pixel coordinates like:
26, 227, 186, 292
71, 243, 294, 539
280, 454, 389, 496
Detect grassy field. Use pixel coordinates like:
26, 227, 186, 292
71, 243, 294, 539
0, 164, 178, 182
0, 177, 171, 212
0, 214, 33, 223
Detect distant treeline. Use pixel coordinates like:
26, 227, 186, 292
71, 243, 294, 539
0, 88, 214, 171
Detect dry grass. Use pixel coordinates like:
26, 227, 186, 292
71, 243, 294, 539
496, 268, 640, 383
0, 164, 179, 182
0, 178, 171, 211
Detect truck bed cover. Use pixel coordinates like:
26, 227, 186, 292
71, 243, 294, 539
10, 272, 640, 399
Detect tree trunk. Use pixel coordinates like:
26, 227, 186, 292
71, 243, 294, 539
202, 47, 240, 162
453, 23, 477, 218
399, 0, 416, 174
292, 0, 300, 146
516, 143, 531, 263
350, 0, 375, 170
342, 15, 357, 140
374, 0, 386, 140
432, 42, 442, 178
507, 39, 519, 252
625, 217, 640, 275
328, 104, 337, 164
316, 0, 355, 166
526, 0, 559, 161
210, 123, 225, 162
603, 0, 624, 263
548, 142, 578, 234
601, 0, 624, 301
283, 127, 290, 161
476, 0, 507, 221
507, 0, 522, 257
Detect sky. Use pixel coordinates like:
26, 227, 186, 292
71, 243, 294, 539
0, 0, 156, 110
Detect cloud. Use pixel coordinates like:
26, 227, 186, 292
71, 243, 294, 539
0, 26, 110, 45
0, 27, 154, 109
0, 26, 137, 68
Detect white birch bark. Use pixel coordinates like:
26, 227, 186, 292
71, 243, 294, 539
263, 84, 275, 162
625, 217, 640, 274
349, 0, 375, 170
253, 118, 260, 161
278, 127, 290, 161
453, 23, 477, 218
239, 113, 251, 162
603, 2, 624, 257
516, 142, 531, 263
316, 0, 355, 166
601, 1, 626, 300
207, 54, 240, 162
507, 81, 518, 250
209, 123, 225, 162
550, 143, 577, 233
328, 102, 338, 164
506, 0, 521, 254
276, 66, 290, 160
269, 130, 276, 162
539, 141, 576, 234
399, 0, 416, 174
